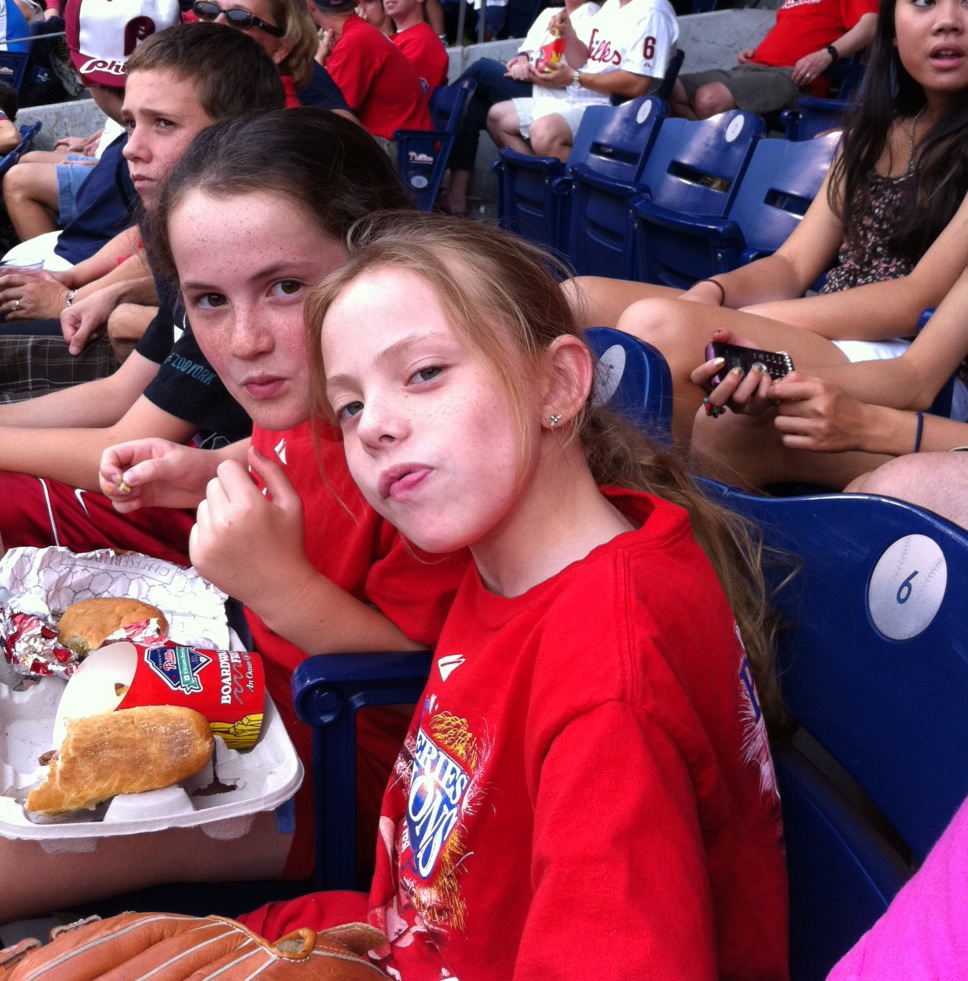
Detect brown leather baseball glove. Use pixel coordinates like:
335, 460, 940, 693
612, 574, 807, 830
0, 911, 388, 980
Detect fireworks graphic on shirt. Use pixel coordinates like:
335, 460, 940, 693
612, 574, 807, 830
735, 624, 778, 800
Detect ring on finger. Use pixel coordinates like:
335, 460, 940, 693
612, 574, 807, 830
703, 397, 722, 419
12, 299, 19, 311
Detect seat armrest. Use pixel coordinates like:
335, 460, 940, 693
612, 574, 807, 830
290, 651, 432, 890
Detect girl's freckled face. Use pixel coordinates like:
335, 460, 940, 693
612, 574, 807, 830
321, 267, 539, 554
169, 188, 346, 433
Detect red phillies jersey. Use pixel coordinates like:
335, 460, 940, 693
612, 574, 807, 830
244, 489, 789, 978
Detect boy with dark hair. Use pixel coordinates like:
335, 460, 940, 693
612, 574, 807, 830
0, 20, 285, 396
2, 0, 181, 268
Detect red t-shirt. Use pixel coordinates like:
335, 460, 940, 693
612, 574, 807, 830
281, 74, 303, 109
392, 22, 448, 91
246, 422, 467, 879
326, 14, 432, 138
243, 490, 789, 979
752, 0, 877, 68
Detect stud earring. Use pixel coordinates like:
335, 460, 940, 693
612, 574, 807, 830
549, 413, 562, 428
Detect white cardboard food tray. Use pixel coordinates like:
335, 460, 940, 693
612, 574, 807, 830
0, 676, 303, 849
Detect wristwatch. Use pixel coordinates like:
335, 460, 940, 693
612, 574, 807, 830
825, 43, 839, 62
571, 69, 582, 89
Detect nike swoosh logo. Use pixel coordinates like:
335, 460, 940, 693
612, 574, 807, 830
74, 487, 90, 516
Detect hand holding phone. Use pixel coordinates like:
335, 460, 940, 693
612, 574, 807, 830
704, 341, 794, 389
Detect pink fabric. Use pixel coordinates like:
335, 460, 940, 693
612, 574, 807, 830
828, 795, 968, 980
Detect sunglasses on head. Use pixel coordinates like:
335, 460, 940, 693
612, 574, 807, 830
192, 0, 285, 36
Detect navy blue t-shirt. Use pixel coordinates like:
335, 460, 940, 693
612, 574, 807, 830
298, 62, 351, 114
54, 133, 138, 266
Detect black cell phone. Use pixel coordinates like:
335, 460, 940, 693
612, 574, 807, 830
704, 341, 794, 388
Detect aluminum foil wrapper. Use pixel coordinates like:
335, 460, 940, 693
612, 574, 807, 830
0, 548, 229, 683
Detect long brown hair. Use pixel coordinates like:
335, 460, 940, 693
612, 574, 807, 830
829, 0, 968, 264
306, 213, 786, 735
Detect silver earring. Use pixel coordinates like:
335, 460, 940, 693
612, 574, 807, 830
549, 413, 562, 428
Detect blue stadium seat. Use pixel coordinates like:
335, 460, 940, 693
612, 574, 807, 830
634, 130, 839, 288
702, 482, 968, 980
395, 79, 477, 212
585, 325, 672, 441
0, 121, 42, 181
568, 110, 764, 279
0, 50, 27, 92
495, 98, 666, 258
782, 96, 850, 141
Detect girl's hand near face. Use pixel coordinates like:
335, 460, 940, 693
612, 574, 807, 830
689, 328, 777, 416
100, 438, 235, 513
190, 445, 315, 618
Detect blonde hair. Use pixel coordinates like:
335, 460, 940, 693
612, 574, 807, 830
307, 212, 787, 736
266, 0, 319, 89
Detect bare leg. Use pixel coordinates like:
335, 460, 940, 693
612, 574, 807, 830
689, 403, 893, 491
487, 101, 532, 156
669, 79, 696, 120
425, 0, 444, 34
0, 810, 291, 923
445, 168, 471, 214
616, 296, 852, 443
844, 452, 968, 526
2, 162, 63, 241
107, 303, 156, 363
18, 149, 70, 165
527, 114, 573, 163
564, 276, 679, 328
693, 82, 737, 120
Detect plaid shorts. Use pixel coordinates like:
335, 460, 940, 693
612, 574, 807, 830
0, 334, 119, 402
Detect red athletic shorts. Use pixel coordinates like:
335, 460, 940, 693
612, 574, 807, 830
0, 471, 195, 564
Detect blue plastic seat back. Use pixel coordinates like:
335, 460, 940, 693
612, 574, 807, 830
705, 483, 968, 861
564, 99, 675, 278
783, 96, 850, 141
619, 110, 764, 282
494, 104, 614, 256
775, 745, 910, 981
632, 134, 839, 289
632, 130, 838, 288
427, 82, 467, 132
703, 483, 968, 978
653, 47, 685, 102
394, 78, 477, 212
641, 109, 765, 216
732, 132, 839, 259
586, 326, 673, 441
0, 120, 41, 180
574, 95, 669, 186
